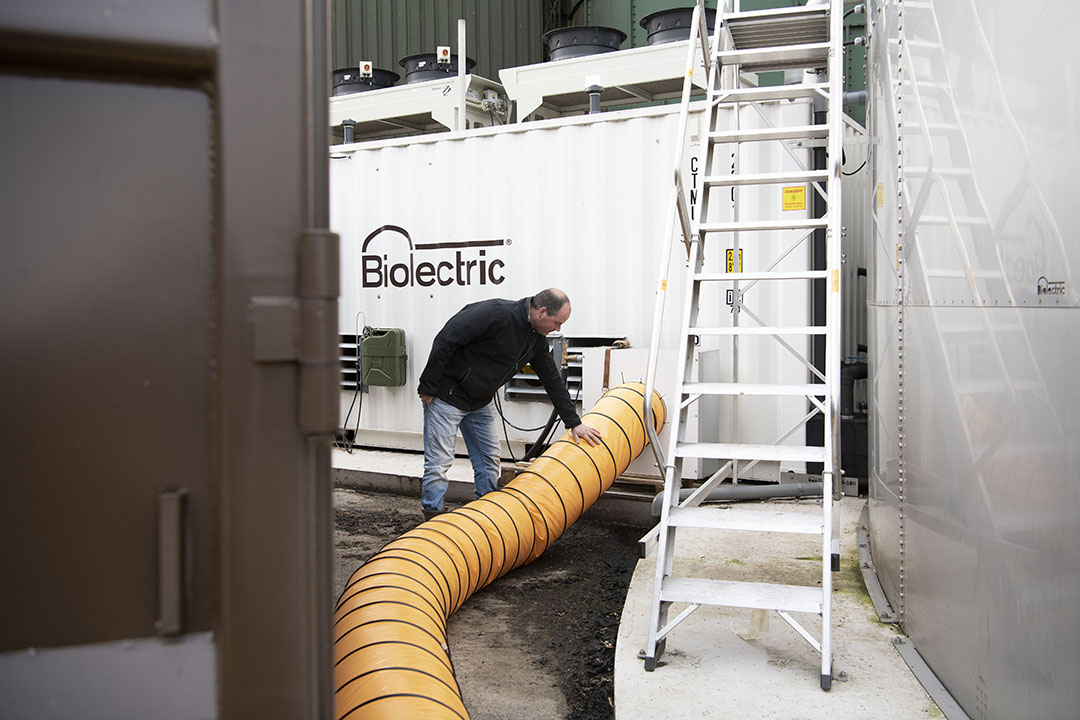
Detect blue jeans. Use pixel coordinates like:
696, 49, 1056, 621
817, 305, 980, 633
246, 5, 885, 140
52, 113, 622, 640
422, 397, 501, 512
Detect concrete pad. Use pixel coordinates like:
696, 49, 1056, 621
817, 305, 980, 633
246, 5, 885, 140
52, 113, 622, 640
615, 497, 943, 719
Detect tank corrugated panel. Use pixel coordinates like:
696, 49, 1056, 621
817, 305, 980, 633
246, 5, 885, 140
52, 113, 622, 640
869, 1, 1080, 718
332, 0, 546, 82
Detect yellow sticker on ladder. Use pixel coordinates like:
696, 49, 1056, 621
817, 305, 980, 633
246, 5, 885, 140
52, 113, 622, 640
782, 186, 806, 211
876, 182, 884, 207
726, 249, 743, 273
661, 279, 667, 291
832, 269, 840, 293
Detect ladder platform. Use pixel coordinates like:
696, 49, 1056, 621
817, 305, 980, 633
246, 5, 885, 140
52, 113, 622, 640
662, 577, 823, 614
716, 42, 831, 72
708, 124, 830, 143
668, 505, 823, 534
676, 442, 826, 464
683, 382, 827, 397
690, 325, 827, 336
704, 169, 829, 187
699, 218, 829, 233
713, 83, 829, 105
724, 5, 829, 51
695, 270, 829, 281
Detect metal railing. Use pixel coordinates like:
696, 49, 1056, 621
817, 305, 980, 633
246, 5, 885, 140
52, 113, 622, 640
642, 0, 720, 472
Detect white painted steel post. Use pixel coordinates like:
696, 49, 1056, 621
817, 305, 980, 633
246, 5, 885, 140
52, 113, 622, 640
457, 19, 467, 132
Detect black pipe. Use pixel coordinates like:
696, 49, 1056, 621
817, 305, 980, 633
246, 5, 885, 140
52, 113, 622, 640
342, 118, 356, 144
841, 360, 868, 418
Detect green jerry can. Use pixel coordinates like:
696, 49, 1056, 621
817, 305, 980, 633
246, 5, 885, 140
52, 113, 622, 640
361, 328, 407, 387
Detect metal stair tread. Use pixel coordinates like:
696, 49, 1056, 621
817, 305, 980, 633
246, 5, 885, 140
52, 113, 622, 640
695, 270, 829, 281
668, 505, 823, 534
682, 381, 827, 397
723, 5, 829, 51
704, 169, 829, 186
676, 442, 826, 463
661, 577, 823, 614
708, 124, 829, 143
699, 218, 829, 232
689, 325, 827, 336
713, 83, 829, 105
716, 42, 831, 72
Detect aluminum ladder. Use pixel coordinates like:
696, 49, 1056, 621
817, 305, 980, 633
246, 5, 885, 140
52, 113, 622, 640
641, 0, 844, 690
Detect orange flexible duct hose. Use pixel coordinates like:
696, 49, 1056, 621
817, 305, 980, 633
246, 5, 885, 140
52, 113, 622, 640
334, 383, 666, 719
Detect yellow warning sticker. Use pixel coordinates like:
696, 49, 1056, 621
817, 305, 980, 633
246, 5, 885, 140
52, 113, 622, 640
726, 249, 743, 273
782, 186, 806, 211
876, 182, 884, 207
661, 279, 667, 291
832, 269, 840, 293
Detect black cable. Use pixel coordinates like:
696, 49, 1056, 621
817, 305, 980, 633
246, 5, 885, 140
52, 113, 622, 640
842, 159, 867, 176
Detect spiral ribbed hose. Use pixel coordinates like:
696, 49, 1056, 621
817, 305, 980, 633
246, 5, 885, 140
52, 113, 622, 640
334, 382, 666, 719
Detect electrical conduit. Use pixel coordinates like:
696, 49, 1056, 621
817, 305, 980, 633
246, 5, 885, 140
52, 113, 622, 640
334, 383, 666, 719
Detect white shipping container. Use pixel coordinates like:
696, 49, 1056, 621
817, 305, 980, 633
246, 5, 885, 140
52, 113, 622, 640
331, 99, 819, 478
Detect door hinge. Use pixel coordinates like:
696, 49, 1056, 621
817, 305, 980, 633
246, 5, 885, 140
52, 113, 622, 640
248, 229, 340, 435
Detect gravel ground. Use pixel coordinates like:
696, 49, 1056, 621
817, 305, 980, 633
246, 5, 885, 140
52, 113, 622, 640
333, 487, 647, 720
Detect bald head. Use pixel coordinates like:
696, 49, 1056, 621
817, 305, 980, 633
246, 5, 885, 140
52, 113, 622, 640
529, 288, 571, 335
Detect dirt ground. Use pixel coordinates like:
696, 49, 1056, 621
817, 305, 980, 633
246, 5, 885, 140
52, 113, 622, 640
333, 487, 647, 720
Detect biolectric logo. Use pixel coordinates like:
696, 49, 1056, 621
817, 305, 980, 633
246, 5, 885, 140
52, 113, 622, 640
361, 224, 507, 288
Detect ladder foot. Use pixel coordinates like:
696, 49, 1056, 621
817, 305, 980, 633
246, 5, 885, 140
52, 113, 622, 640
643, 638, 666, 671
821, 673, 832, 691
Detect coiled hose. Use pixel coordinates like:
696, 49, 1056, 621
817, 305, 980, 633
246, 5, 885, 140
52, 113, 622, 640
334, 382, 666, 719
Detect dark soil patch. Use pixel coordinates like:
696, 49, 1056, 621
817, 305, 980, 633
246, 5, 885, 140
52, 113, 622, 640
333, 488, 645, 720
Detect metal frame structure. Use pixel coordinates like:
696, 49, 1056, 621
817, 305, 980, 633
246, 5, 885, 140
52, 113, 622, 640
641, 0, 844, 690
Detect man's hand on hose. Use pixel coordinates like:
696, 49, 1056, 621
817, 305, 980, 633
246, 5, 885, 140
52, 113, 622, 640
570, 423, 602, 447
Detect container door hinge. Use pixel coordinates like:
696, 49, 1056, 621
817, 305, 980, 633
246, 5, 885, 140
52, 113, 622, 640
248, 229, 340, 435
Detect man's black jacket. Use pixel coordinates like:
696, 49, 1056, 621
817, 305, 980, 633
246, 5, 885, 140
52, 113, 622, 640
418, 297, 581, 428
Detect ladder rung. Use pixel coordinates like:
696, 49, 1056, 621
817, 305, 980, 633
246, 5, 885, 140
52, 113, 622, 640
906, 167, 972, 178
713, 83, 829, 105
695, 271, 829, 281
690, 325, 827, 336
958, 379, 1041, 395
924, 269, 1002, 279
709, 124, 829, 143
661, 577, 823, 614
919, 215, 991, 227
704, 170, 829, 187
683, 382, 827, 397
668, 506, 823, 534
676, 442, 826, 464
716, 42, 831, 72
699, 218, 829, 233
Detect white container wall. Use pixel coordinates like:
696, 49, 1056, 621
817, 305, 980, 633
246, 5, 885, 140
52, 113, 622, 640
868, 1, 1080, 717
331, 98, 819, 475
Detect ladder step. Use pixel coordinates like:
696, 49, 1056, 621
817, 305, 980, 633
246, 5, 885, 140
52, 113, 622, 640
713, 83, 829, 105
906, 167, 972, 178
690, 325, 827, 336
709, 124, 829, 143
724, 5, 829, 51
668, 506, 823, 534
704, 170, 829, 187
958, 379, 1041, 395
924, 268, 1002, 279
683, 382, 827, 397
716, 42, 831, 72
661, 577, 823, 614
699, 218, 829, 233
676, 442, 826, 464
695, 270, 829, 282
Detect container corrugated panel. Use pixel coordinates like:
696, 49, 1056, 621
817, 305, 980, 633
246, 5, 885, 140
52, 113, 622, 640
332, 0, 546, 82
332, 98, 818, 472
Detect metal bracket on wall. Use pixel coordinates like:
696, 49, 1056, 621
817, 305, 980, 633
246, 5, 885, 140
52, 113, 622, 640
248, 229, 340, 435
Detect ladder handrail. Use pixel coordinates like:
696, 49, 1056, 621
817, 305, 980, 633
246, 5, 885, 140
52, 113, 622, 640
643, 0, 716, 472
